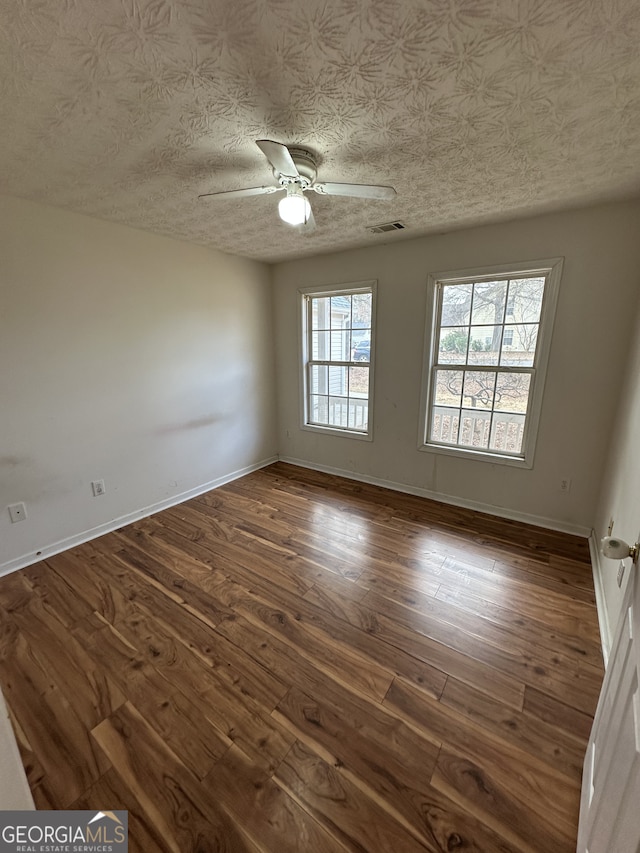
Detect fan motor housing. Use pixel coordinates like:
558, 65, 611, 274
274, 147, 317, 188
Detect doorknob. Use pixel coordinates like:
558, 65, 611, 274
601, 536, 639, 563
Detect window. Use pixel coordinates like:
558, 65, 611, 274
301, 281, 375, 438
420, 258, 562, 467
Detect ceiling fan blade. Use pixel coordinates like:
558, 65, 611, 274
313, 182, 396, 200
198, 185, 280, 200
301, 204, 316, 233
256, 140, 299, 178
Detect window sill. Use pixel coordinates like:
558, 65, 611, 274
419, 441, 533, 468
301, 423, 373, 442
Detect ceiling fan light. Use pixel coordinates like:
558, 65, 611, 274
278, 185, 311, 225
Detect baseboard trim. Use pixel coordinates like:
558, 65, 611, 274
0, 456, 278, 578
277, 455, 592, 539
588, 529, 611, 667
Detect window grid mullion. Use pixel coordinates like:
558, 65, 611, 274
433, 363, 534, 374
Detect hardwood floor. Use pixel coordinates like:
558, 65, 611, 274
0, 462, 603, 852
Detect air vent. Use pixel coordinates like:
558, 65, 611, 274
368, 221, 406, 234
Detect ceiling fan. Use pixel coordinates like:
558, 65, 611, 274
198, 140, 396, 228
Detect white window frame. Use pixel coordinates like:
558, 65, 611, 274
299, 280, 376, 441
418, 258, 563, 468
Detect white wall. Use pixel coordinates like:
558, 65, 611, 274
593, 284, 640, 648
0, 196, 277, 571
273, 200, 640, 533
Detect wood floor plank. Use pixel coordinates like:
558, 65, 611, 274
303, 583, 524, 709
431, 748, 577, 853
111, 600, 288, 712
360, 587, 602, 714
72, 768, 176, 853
436, 574, 599, 647
146, 513, 356, 598
209, 581, 397, 703
0, 652, 110, 807
0, 462, 603, 852
112, 539, 234, 626
3, 595, 127, 730
384, 676, 581, 853
115, 524, 222, 586
434, 583, 602, 664
365, 584, 603, 673
130, 516, 319, 598
5, 696, 46, 793
0, 569, 36, 611
385, 675, 583, 808
216, 612, 418, 726
439, 677, 588, 782
230, 579, 447, 700
19, 559, 96, 627
273, 686, 523, 853
77, 595, 296, 774
523, 685, 595, 742
135, 623, 292, 775
203, 744, 351, 853
92, 701, 261, 853
275, 740, 433, 852
356, 570, 441, 601
489, 557, 596, 604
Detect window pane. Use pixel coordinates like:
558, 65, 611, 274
310, 395, 328, 424
494, 373, 531, 413
352, 292, 372, 328
330, 294, 351, 329
489, 411, 526, 454
348, 365, 369, 397
507, 278, 544, 323
328, 365, 348, 395
310, 365, 328, 394
348, 398, 368, 430
431, 406, 460, 444
312, 297, 330, 330
350, 337, 370, 362
438, 327, 468, 364
441, 284, 471, 326
312, 330, 329, 360
330, 331, 350, 361
500, 324, 538, 367
434, 369, 463, 407
459, 408, 491, 448
329, 396, 349, 427
471, 281, 506, 325
463, 371, 496, 410
468, 326, 501, 365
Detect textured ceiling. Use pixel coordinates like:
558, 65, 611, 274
1, 0, 640, 263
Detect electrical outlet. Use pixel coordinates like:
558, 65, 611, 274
617, 561, 626, 588
8, 502, 27, 523
91, 479, 106, 497
559, 477, 572, 494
